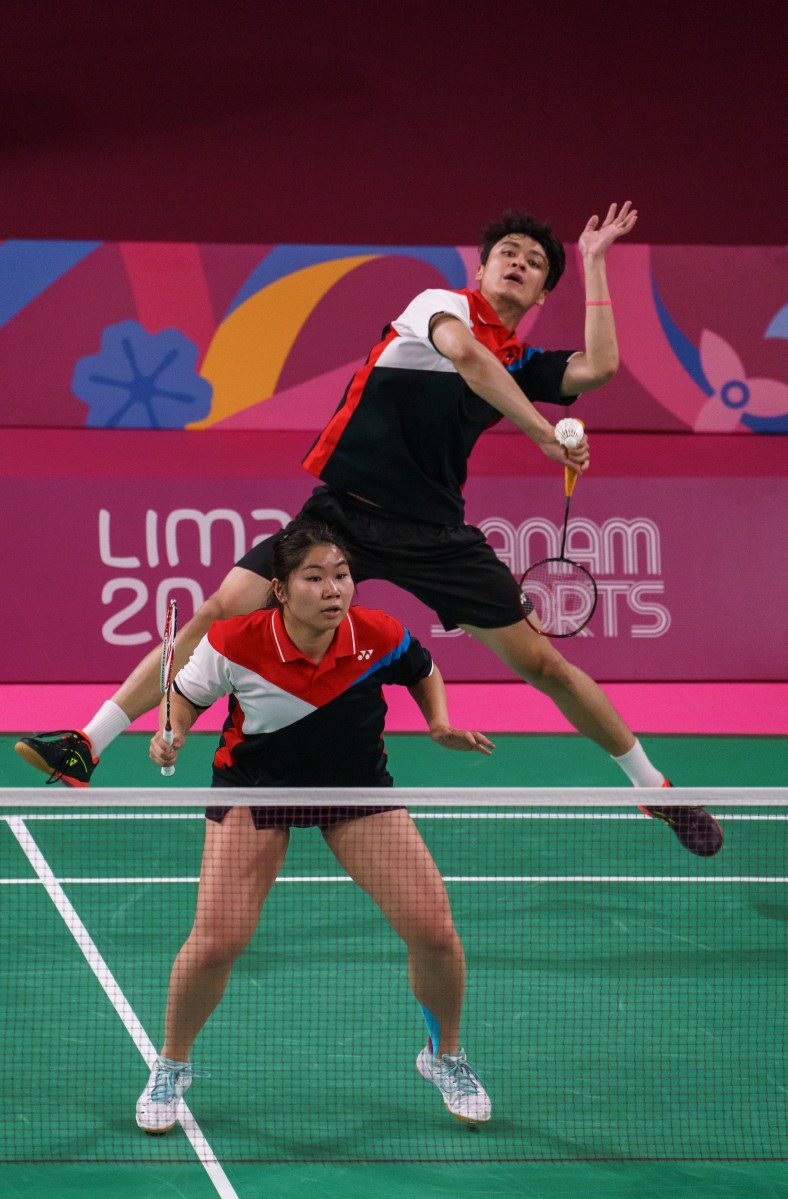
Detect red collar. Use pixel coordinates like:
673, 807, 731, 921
270, 608, 358, 665
468, 289, 523, 360
470, 288, 512, 331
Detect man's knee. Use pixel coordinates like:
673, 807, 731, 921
193, 592, 224, 626
202, 568, 271, 624
517, 645, 576, 689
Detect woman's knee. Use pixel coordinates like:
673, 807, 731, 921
407, 918, 462, 958
184, 928, 252, 970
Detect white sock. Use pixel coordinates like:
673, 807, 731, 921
611, 739, 665, 788
82, 701, 131, 758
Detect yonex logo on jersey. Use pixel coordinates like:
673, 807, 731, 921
357, 649, 374, 660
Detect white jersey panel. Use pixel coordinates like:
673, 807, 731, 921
222, 666, 317, 733
378, 288, 471, 373
175, 636, 234, 709
176, 637, 317, 733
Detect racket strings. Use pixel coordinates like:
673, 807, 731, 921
160, 635, 176, 692
520, 558, 597, 637
160, 602, 178, 693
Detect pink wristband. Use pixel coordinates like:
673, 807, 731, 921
586, 299, 612, 306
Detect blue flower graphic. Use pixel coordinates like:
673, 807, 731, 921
72, 321, 213, 428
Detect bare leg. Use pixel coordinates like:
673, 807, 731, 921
461, 619, 636, 757
323, 810, 465, 1055
162, 808, 288, 1062
110, 567, 271, 722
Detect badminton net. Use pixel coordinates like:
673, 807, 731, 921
0, 786, 785, 1165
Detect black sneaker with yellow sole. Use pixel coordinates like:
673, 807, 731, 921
14, 730, 98, 787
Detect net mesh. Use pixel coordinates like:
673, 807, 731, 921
1, 786, 785, 1165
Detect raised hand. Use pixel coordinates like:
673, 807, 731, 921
579, 201, 638, 259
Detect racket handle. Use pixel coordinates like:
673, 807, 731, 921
161, 725, 175, 777
564, 465, 579, 498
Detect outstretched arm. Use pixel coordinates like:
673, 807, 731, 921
561, 201, 638, 395
407, 664, 495, 754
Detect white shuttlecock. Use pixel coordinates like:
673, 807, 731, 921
554, 417, 585, 450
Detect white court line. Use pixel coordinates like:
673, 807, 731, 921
21, 812, 204, 820
5, 816, 239, 1199
2, 874, 787, 885
0, 876, 202, 884
3, 808, 785, 888
414, 813, 788, 821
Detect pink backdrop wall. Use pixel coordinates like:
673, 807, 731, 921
1, 241, 786, 434
2, 238, 786, 686
2, 10, 785, 722
2, 430, 784, 685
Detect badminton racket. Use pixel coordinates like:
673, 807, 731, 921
160, 598, 178, 776
519, 467, 598, 637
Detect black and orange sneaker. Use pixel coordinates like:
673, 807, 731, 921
639, 781, 723, 857
14, 730, 98, 788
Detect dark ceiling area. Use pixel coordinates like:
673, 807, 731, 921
1, 1, 785, 246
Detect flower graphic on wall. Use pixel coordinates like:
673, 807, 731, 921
72, 320, 213, 428
693, 330, 788, 432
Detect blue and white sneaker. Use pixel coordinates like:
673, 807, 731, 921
416, 1045, 491, 1123
136, 1055, 193, 1134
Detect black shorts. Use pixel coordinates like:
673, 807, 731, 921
205, 804, 402, 830
235, 486, 525, 631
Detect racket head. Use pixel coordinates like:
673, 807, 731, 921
520, 557, 598, 638
160, 600, 178, 694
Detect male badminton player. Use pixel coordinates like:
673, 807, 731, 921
16, 202, 722, 856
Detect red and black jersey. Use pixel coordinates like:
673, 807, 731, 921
173, 605, 432, 787
303, 287, 577, 525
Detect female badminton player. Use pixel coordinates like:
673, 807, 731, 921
137, 523, 493, 1133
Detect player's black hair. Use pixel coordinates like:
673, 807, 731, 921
267, 523, 354, 610
479, 209, 566, 291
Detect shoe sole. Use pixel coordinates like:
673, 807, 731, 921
638, 804, 669, 821
138, 1121, 176, 1135
446, 1107, 489, 1125
416, 1061, 490, 1125
638, 805, 724, 856
14, 741, 89, 787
